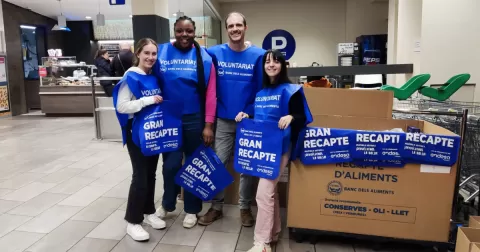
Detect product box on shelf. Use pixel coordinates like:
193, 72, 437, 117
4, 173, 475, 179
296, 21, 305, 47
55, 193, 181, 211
287, 89, 459, 243
456, 228, 480, 252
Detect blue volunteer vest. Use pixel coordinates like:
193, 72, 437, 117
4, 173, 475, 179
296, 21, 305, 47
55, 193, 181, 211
155, 43, 213, 115
254, 84, 313, 154
207, 44, 265, 119
112, 71, 162, 145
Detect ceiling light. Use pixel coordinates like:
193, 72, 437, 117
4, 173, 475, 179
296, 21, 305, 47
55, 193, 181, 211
129, 15, 132, 18
20, 25, 36, 30
52, 25, 61, 31
96, 13, 105, 26
57, 15, 66, 27
173, 13, 177, 16
86, 16, 92, 19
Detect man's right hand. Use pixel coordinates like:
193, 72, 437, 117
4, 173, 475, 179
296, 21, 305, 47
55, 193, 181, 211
153, 95, 163, 104
235, 112, 249, 122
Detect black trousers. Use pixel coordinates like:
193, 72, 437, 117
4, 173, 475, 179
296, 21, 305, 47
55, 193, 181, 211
124, 120, 160, 224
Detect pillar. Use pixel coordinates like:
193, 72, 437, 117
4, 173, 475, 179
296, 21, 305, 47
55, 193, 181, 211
387, 0, 423, 87
131, 0, 170, 46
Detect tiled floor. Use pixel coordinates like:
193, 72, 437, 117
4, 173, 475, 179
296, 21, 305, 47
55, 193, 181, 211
0, 115, 435, 252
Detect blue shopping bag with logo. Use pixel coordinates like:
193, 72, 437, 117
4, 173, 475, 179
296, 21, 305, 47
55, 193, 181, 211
132, 100, 183, 156
351, 131, 406, 167
401, 133, 460, 166
297, 127, 354, 165
234, 119, 284, 180
174, 145, 234, 201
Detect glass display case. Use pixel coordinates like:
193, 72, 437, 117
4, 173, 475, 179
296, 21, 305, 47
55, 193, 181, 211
39, 56, 96, 86
38, 56, 105, 116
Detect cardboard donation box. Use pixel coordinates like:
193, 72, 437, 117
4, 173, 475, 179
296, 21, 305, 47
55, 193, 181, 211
456, 228, 480, 252
288, 88, 459, 242
470, 216, 480, 229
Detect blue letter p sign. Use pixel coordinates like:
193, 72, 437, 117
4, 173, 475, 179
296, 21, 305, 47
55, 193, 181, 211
262, 29, 296, 60
109, 0, 126, 5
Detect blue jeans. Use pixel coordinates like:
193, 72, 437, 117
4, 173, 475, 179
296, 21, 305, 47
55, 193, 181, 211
162, 113, 203, 214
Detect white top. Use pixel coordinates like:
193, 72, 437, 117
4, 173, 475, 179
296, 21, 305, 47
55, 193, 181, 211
116, 67, 157, 119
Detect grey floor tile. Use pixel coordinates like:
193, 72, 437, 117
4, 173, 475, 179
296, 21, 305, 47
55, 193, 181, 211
0, 172, 46, 189
275, 239, 315, 252
89, 170, 130, 188
354, 244, 394, 252
58, 185, 112, 207
8, 192, 68, 216
153, 244, 195, 252
86, 210, 127, 240
36, 168, 84, 184
71, 197, 126, 222
103, 179, 130, 199
316, 241, 355, 252
67, 155, 107, 169
47, 176, 96, 195
236, 226, 255, 251
78, 163, 117, 178
205, 216, 242, 234
0, 199, 23, 214
118, 201, 128, 211
29, 159, 74, 174
223, 204, 242, 217
0, 231, 45, 252
111, 225, 167, 252
0, 214, 33, 237
0, 188, 13, 197
68, 238, 119, 252
59, 150, 96, 162
0, 182, 57, 202
160, 214, 205, 246
26, 220, 98, 252
194, 231, 239, 252
16, 205, 82, 233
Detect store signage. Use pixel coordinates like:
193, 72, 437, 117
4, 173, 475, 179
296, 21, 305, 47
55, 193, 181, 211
262, 29, 296, 60
109, 0, 125, 5
39, 67, 47, 77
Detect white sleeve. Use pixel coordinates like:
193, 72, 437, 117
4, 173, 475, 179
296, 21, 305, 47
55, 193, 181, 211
116, 82, 156, 114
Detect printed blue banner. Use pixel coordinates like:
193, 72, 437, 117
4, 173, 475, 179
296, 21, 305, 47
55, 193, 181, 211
133, 100, 183, 156
174, 146, 234, 201
234, 119, 284, 179
402, 133, 460, 166
298, 127, 354, 165
351, 131, 406, 163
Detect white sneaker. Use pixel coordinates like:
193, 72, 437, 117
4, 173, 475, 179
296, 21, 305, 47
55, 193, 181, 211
247, 242, 272, 252
156, 206, 167, 219
143, 214, 166, 230
126, 223, 149, 241
183, 214, 197, 229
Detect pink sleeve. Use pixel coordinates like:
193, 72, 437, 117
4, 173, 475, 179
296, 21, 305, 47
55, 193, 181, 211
205, 64, 217, 123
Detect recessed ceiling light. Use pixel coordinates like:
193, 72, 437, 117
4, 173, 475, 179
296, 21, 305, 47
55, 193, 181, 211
85, 16, 92, 19
129, 15, 132, 18
173, 13, 177, 16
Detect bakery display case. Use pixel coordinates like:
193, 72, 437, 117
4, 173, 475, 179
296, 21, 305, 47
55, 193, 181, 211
39, 56, 106, 116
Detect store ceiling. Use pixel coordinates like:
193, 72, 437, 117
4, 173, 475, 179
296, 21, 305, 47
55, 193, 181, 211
4, 0, 208, 21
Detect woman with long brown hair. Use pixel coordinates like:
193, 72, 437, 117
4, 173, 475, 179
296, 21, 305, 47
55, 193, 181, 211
112, 38, 165, 241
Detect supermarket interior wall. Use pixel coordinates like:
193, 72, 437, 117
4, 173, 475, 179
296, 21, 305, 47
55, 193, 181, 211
219, 0, 389, 67
420, 0, 480, 102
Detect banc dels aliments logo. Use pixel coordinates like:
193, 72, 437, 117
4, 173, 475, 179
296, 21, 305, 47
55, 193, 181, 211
217, 68, 224, 76
160, 65, 167, 73
327, 180, 343, 196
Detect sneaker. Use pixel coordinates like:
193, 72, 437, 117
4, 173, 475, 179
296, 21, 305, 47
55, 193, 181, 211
241, 209, 255, 227
156, 206, 167, 219
198, 208, 223, 226
247, 242, 272, 252
143, 214, 166, 230
126, 223, 149, 241
183, 214, 198, 229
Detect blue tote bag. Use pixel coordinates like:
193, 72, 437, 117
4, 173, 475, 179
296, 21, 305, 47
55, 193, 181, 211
174, 145, 234, 201
132, 100, 183, 156
234, 119, 284, 180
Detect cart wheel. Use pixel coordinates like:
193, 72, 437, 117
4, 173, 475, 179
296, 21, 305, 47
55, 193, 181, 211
291, 231, 305, 243
308, 235, 318, 245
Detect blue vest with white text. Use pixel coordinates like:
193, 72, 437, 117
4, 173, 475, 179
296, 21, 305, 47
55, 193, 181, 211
155, 43, 212, 115
112, 71, 162, 145
254, 84, 312, 154
207, 44, 265, 119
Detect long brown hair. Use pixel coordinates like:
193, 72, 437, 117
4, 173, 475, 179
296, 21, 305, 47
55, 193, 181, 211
94, 49, 107, 59
133, 38, 158, 66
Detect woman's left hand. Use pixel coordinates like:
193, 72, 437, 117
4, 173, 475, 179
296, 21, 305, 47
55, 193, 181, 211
278, 115, 294, 129
202, 123, 214, 146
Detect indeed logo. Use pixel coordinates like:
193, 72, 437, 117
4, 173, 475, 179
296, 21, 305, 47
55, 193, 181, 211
431, 153, 450, 161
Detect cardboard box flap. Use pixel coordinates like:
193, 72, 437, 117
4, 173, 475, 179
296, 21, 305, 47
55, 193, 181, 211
470, 216, 480, 229
423, 121, 459, 136
310, 115, 423, 132
456, 228, 480, 252
472, 243, 480, 252
304, 88, 393, 119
